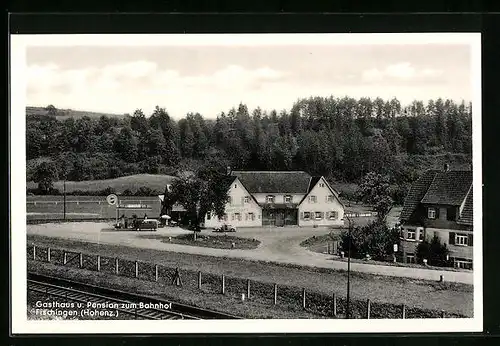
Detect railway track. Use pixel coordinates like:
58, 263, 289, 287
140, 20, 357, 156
28, 273, 242, 320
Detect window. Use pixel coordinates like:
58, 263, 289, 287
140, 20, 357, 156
455, 234, 468, 246
266, 195, 275, 203
228, 196, 232, 205
406, 254, 416, 264
329, 211, 338, 220
231, 213, 235, 221
407, 230, 416, 240
284, 195, 292, 203
319, 183, 325, 188
244, 196, 250, 203
234, 184, 237, 188
327, 195, 334, 203
248, 212, 255, 221
418, 228, 425, 241
309, 195, 317, 203
303, 212, 311, 220
447, 207, 457, 221
206, 213, 211, 220
234, 213, 241, 221
315, 212, 323, 220
427, 208, 436, 219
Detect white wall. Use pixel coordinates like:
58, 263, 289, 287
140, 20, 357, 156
204, 178, 262, 228
298, 177, 344, 227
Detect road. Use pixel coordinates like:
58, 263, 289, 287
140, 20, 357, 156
26, 222, 474, 285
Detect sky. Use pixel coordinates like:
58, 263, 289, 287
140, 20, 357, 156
26, 42, 473, 119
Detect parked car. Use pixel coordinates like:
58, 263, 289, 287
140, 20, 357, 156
136, 219, 159, 231
213, 224, 236, 232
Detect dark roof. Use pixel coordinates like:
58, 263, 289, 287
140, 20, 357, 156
421, 170, 473, 205
308, 176, 322, 192
220, 175, 238, 190
458, 188, 473, 225
400, 169, 473, 223
231, 171, 312, 194
400, 170, 439, 221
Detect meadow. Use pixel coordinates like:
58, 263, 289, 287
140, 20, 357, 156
26, 174, 176, 194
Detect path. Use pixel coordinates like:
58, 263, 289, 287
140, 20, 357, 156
26, 222, 474, 284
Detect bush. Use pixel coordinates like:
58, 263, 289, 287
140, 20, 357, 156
416, 235, 450, 267
340, 219, 400, 261
122, 189, 133, 196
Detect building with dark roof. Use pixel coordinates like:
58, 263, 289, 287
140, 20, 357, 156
399, 164, 473, 269
203, 170, 345, 228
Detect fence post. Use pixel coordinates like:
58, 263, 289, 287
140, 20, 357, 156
97, 255, 101, 272
115, 257, 119, 275
198, 271, 202, 289
247, 279, 251, 299
273, 284, 278, 305
221, 274, 225, 294
155, 265, 159, 282
332, 293, 337, 317
441, 311, 445, 318
79, 253, 83, 268
135, 261, 139, 278
63, 252, 67, 265
366, 299, 371, 319
33, 245, 36, 260
302, 288, 306, 309
402, 304, 406, 319
47, 248, 51, 262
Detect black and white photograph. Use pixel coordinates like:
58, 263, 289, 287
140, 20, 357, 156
10, 33, 482, 334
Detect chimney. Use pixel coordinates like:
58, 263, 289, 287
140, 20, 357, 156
227, 166, 231, 175
444, 163, 450, 172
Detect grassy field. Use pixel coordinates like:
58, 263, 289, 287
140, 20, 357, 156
28, 234, 473, 317
27, 106, 127, 120
27, 174, 176, 194
26, 196, 162, 220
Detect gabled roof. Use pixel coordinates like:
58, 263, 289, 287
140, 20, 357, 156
421, 170, 473, 205
400, 170, 439, 221
400, 169, 473, 223
458, 188, 473, 225
231, 171, 312, 194
308, 176, 322, 193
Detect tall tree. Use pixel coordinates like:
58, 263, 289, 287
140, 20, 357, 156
33, 161, 59, 193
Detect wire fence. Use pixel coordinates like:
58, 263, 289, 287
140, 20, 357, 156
28, 244, 465, 319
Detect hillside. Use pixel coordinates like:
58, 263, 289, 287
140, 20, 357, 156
27, 174, 177, 194
26, 106, 127, 120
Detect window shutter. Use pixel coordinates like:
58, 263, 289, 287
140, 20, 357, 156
320, 212, 324, 219
241, 197, 244, 205
468, 234, 473, 246
435, 208, 440, 219
326, 211, 330, 219
449, 232, 455, 245
300, 212, 304, 220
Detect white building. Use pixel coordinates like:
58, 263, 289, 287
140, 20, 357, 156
204, 170, 345, 228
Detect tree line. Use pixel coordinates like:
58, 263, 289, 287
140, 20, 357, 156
27, 96, 472, 194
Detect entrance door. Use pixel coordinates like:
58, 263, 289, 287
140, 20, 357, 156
275, 211, 285, 227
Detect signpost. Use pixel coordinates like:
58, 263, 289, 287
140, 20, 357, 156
107, 194, 119, 225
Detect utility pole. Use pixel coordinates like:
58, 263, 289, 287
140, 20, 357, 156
63, 180, 66, 220
345, 215, 353, 319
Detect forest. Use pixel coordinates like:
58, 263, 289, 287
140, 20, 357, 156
26, 96, 472, 201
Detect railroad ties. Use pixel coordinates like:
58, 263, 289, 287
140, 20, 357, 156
27, 280, 189, 320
